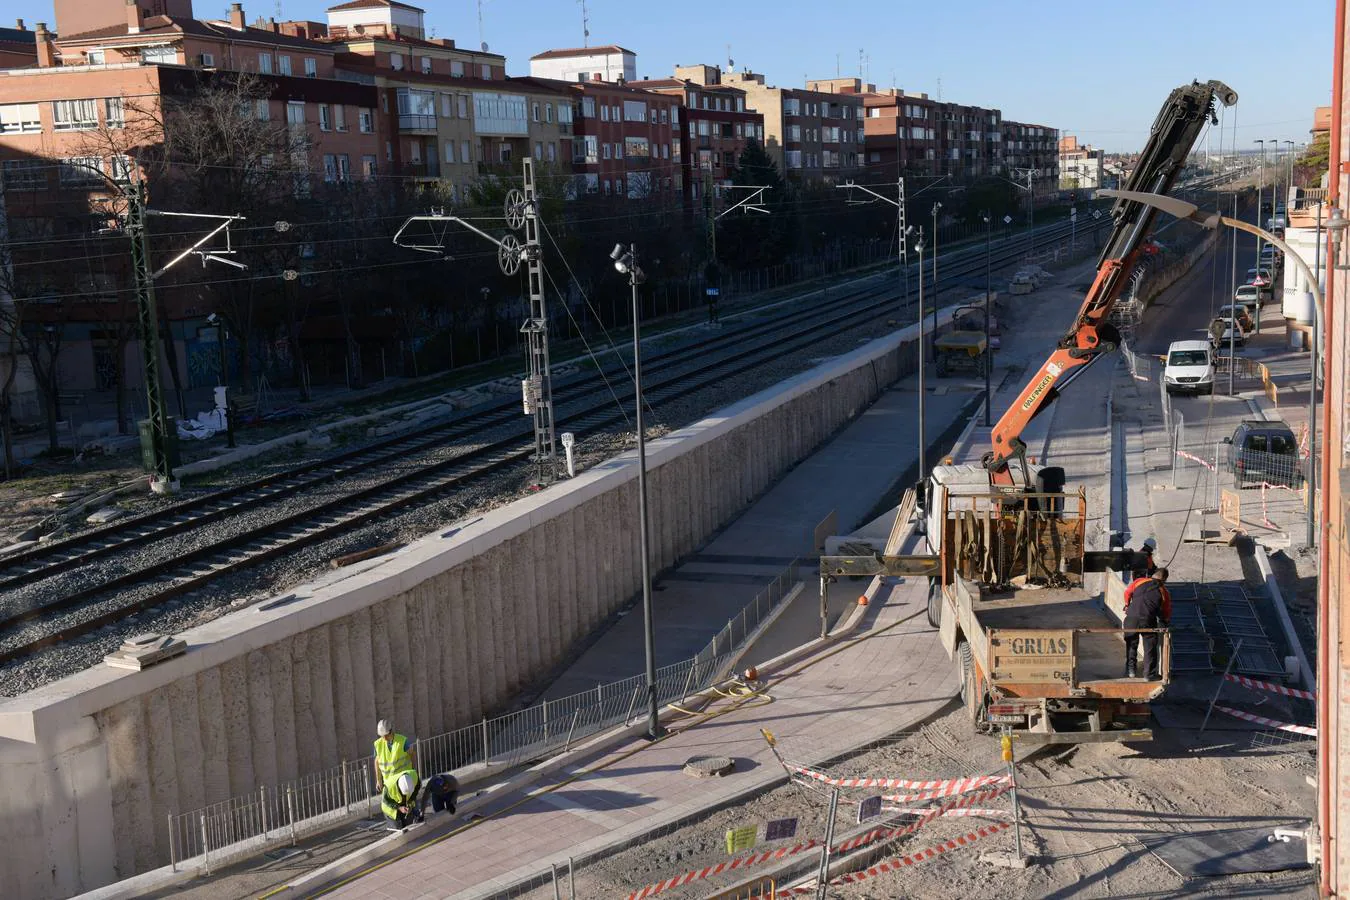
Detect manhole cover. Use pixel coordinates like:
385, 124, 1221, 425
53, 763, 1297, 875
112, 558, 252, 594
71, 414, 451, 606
684, 755, 736, 778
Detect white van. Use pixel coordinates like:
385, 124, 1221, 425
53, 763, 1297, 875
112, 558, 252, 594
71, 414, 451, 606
1164, 340, 1215, 395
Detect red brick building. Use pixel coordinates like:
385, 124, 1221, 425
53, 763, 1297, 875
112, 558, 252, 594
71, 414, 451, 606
560, 76, 681, 199
642, 64, 764, 201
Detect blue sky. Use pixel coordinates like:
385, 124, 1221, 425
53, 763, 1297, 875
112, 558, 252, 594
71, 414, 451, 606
17, 0, 1334, 152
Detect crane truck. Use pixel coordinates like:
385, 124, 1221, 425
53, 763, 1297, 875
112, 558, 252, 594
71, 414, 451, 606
824, 80, 1237, 743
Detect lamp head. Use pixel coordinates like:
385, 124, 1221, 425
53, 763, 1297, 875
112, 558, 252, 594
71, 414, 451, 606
1327, 206, 1349, 236
207, 312, 219, 325
610, 243, 626, 261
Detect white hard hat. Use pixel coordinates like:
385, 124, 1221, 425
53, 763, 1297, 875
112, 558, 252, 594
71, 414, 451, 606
397, 772, 416, 797
377, 719, 392, 736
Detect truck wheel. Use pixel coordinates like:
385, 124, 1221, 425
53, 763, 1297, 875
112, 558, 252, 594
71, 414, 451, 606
926, 580, 941, 627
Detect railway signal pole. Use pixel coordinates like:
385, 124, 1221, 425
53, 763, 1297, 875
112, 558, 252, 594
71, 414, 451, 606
703, 175, 771, 325
393, 158, 558, 486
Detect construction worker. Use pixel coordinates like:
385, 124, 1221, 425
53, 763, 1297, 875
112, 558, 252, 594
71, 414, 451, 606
1123, 566, 1171, 680
420, 772, 460, 817
372, 719, 417, 792
1134, 537, 1159, 579
381, 769, 423, 829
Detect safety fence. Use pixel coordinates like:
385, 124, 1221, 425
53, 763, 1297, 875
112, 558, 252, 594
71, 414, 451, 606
165, 561, 801, 874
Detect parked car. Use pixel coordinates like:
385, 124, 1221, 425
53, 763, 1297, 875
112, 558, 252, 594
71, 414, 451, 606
1209, 316, 1246, 348
1234, 284, 1264, 308
1246, 267, 1273, 284
1216, 304, 1254, 335
1224, 420, 1302, 487
1163, 340, 1214, 395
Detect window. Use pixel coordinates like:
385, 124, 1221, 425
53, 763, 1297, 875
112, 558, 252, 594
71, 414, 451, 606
409, 141, 421, 163
441, 93, 452, 117
670, 106, 678, 124
498, 142, 511, 163
451, 60, 464, 77
390, 52, 404, 71
457, 94, 468, 117
559, 102, 572, 123
786, 149, 802, 168
386, 140, 393, 161
362, 154, 377, 178
615, 140, 623, 158
278, 55, 292, 76
576, 135, 598, 163
0, 103, 41, 134
615, 177, 623, 196
783, 98, 800, 116
2, 160, 46, 190
869, 151, 880, 163
256, 99, 271, 120
547, 142, 556, 162
531, 102, 539, 122
396, 88, 436, 128
200, 51, 215, 67
141, 46, 176, 64
60, 156, 103, 185
603, 179, 611, 195
334, 105, 347, 131
304, 57, 317, 77
545, 102, 553, 123
286, 101, 305, 127
86, 49, 105, 65
359, 108, 374, 132
258, 52, 273, 73
658, 107, 667, 124
534, 140, 543, 158
102, 97, 122, 131
734, 123, 743, 138
52, 99, 97, 131
624, 136, 649, 158
421, 56, 433, 74
787, 124, 801, 142
581, 97, 595, 118
109, 155, 133, 182
623, 100, 647, 122
461, 140, 471, 162
480, 63, 491, 79
443, 141, 455, 163
735, 97, 744, 112
319, 104, 331, 131
323, 154, 337, 182
602, 142, 611, 159
662, 143, 669, 159
612, 104, 620, 121
698, 120, 710, 137
600, 104, 609, 122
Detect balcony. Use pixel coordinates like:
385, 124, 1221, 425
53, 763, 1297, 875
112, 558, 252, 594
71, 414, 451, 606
398, 114, 437, 133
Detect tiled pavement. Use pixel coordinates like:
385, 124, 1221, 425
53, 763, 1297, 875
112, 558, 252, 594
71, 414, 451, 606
320, 577, 958, 899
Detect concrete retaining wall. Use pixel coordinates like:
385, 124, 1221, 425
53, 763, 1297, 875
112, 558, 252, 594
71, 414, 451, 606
0, 309, 954, 899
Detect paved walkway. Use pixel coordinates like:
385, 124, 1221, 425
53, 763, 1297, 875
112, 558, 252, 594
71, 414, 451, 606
317, 578, 956, 900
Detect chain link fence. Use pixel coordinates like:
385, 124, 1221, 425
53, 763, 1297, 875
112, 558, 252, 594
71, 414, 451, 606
165, 561, 801, 875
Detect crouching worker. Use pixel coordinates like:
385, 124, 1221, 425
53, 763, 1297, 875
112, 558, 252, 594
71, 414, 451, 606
382, 769, 423, 829
420, 772, 460, 817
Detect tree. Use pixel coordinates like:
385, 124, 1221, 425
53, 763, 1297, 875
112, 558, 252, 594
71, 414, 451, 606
1295, 132, 1330, 188
718, 139, 792, 270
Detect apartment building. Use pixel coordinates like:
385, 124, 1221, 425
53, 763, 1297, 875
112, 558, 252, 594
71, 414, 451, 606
933, 100, 1003, 179
529, 45, 636, 84
563, 76, 681, 199
1059, 134, 1103, 190
0, 20, 36, 68
1002, 119, 1060, 196
723, 71, 862, 183
642, 64, 764, 201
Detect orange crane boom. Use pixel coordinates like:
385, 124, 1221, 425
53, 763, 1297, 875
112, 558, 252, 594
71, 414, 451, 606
985, 79, 1238, 486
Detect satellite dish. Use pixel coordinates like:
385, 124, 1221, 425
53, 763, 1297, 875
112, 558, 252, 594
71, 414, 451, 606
481, 41, 489, 52
728, 57, 735, 67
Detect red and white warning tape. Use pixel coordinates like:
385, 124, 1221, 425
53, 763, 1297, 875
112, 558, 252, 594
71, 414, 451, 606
880, 775, 1012, 802
789, 765, 1007, 793
625, 780, 1010, 898
1223, 673, 1316, 701
884, 806, 1011, 818
1215, 705, 1317, 736
1175, 449, 1215, 471
781, 822, 1013, 896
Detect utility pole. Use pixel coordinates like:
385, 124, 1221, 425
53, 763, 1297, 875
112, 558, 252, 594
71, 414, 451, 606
983, 212, 993, 426
916, 228, 927, 506
392, 157, 557, 485
1011, 167, 1037, 258
930, 201, 941, 354
837, 178, 910, 319
704, 172, 718, 325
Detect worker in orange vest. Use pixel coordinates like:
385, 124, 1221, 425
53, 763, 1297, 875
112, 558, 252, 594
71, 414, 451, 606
1123, 567, 1171, 680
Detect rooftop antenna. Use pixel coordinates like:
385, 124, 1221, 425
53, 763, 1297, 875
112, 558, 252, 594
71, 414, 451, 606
274, 0, 283, 21
858, 47, 863, 80
836, 53, 840, 78
578, 0, 590, 47
890, 68, 896, 91
937, 76, 942, 101
477, 0, 486, 51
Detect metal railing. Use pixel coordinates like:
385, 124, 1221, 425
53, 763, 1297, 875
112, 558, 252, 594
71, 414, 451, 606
165, 561, 800, 874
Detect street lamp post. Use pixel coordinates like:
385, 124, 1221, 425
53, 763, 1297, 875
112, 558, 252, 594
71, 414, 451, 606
612, 242, 661, 741
1096, 190, 1350, 551
982, 212, 993, 426
931, 202, 942, 353
916, 228, 927, 501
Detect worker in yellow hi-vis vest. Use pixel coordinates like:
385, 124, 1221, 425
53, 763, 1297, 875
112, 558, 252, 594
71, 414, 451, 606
372, 719, 417, 792
381, 769, 423, 830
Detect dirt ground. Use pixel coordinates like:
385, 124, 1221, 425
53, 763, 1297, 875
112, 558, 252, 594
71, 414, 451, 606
526, 705, 1314, 900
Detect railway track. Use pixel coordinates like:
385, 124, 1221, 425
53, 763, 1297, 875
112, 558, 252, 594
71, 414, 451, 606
0, 216, 1101, 666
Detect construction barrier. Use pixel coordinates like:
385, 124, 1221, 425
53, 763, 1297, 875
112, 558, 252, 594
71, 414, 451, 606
781, 822, 1013, 896
624, 780, 1011, 899
1223, 673, 1316, 701
882, 807, 1012, 818
882, 778, 1014, 803
787, 766, 1009, 793
1214, 705, 1317, 736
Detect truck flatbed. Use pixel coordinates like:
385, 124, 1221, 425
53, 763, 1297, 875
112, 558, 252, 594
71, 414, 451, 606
973, 586, 1134, 687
